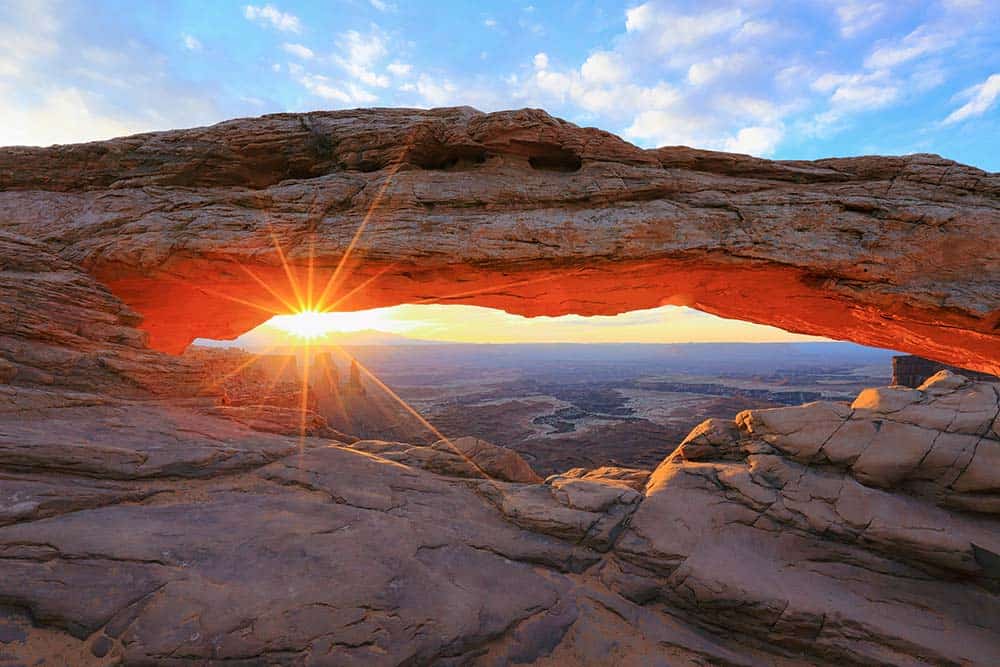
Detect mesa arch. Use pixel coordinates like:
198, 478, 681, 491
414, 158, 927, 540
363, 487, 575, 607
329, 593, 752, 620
1, 107, 997, 373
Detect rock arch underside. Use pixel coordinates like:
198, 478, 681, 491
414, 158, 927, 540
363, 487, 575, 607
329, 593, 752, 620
0, 108, 998, 666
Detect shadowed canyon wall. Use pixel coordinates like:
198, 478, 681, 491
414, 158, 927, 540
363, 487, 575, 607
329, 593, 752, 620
1, 107, 997, 372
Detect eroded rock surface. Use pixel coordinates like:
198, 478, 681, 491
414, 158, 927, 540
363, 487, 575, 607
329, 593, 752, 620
347, 436, 542, 484
611, 371, 1000, 666
1, 107, 998, 373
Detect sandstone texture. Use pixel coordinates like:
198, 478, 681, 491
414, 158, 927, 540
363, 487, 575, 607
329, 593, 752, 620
1, 210, 999, 665
1, 107, 997, 373
347, 436, 542, 484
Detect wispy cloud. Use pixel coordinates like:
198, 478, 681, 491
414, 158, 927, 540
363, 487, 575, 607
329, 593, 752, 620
282, 42, 314, 59
334, 28, 389, 87
182, 34, 202, 51
836, 1, 888, 38
243, 4, 301, 33
387, 62, 411, 76
865, 25, 953, 69
291, 65, 377, 105
944, 73, 1000, 124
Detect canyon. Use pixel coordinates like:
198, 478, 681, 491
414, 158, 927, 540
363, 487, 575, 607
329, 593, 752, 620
1, 108, 998, 665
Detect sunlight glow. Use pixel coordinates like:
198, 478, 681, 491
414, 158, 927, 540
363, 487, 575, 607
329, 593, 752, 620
268, 310, 333, 340
265, 308, 420, 340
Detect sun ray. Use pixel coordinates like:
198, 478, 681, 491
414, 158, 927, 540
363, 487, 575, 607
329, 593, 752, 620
311, 125, 423, 314
320, 357, 350, 426
228, 258, 301, 315
327, 344, 497, 482
160, 273, 285, 317
299, 341, 312, 442
241, 352, 296, 423
266, 221, 307, 313
199, 345, 279, 394
310, 171, 398, 315
410, 268, 589, 306
319, 263, 397, 313
306, 232, 317, 311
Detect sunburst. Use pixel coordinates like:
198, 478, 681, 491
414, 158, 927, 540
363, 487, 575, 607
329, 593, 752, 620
178, 128, 529, 485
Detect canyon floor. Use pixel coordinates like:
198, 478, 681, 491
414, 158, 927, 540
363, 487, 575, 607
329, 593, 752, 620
203, 341, 894, 475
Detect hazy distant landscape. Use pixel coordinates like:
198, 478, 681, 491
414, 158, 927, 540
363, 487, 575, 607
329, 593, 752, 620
198, 340, 896, 475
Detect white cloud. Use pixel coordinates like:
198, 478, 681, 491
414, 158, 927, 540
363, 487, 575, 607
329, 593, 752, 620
734, 19, 775, 40
0, 1, 59, 78
836, 1, 887, 38
282, 43, 314, 59
0, 87, 143, 146
243, 4, 301, 33
484, 18, 497, 28
624, 4, 744, 51
625, 109, 713, 148
386, 62, 413, 76
724, 126, 783, 156
626, 110, 783, 156
369, 0, 395, 12
387, 62, 412, 76
580, 51, 626, 85
718, 95, 788, 124
182, 34, 202, 51
830, 82, 899, 110
687, 53, 747, 86
533, 52, 549, 70
624, 3, 654, 32
295, 71, 377, 105
813, 70, 898, 112
414, 74, 458, 106
865, 25, 952, 70
944, 73, 1000, 124
335, 29, 390, 87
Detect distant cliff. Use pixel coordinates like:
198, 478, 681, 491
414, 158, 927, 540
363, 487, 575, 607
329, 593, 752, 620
892, 354, 998, 388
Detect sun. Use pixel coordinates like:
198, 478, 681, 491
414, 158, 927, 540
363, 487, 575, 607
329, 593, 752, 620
268, 309, 335, 340
264, 307, 415, 341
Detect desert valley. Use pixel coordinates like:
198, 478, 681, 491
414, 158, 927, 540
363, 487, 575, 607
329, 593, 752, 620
188, 340, 897, 474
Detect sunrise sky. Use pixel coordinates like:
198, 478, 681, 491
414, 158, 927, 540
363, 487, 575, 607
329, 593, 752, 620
4, 1, 996, 344
204, 305, 827, 347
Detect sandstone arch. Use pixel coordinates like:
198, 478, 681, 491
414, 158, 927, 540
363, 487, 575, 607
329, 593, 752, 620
1, 107, 997, 372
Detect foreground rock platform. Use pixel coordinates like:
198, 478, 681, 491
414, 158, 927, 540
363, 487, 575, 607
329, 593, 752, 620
1, 107, 998, 373
3, 372, 996, 665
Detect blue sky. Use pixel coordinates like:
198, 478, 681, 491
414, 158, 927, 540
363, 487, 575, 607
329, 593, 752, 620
1, 0, 998, 169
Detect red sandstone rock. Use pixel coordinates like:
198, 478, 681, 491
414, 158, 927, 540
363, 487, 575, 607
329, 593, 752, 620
1, 107, 997, 373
